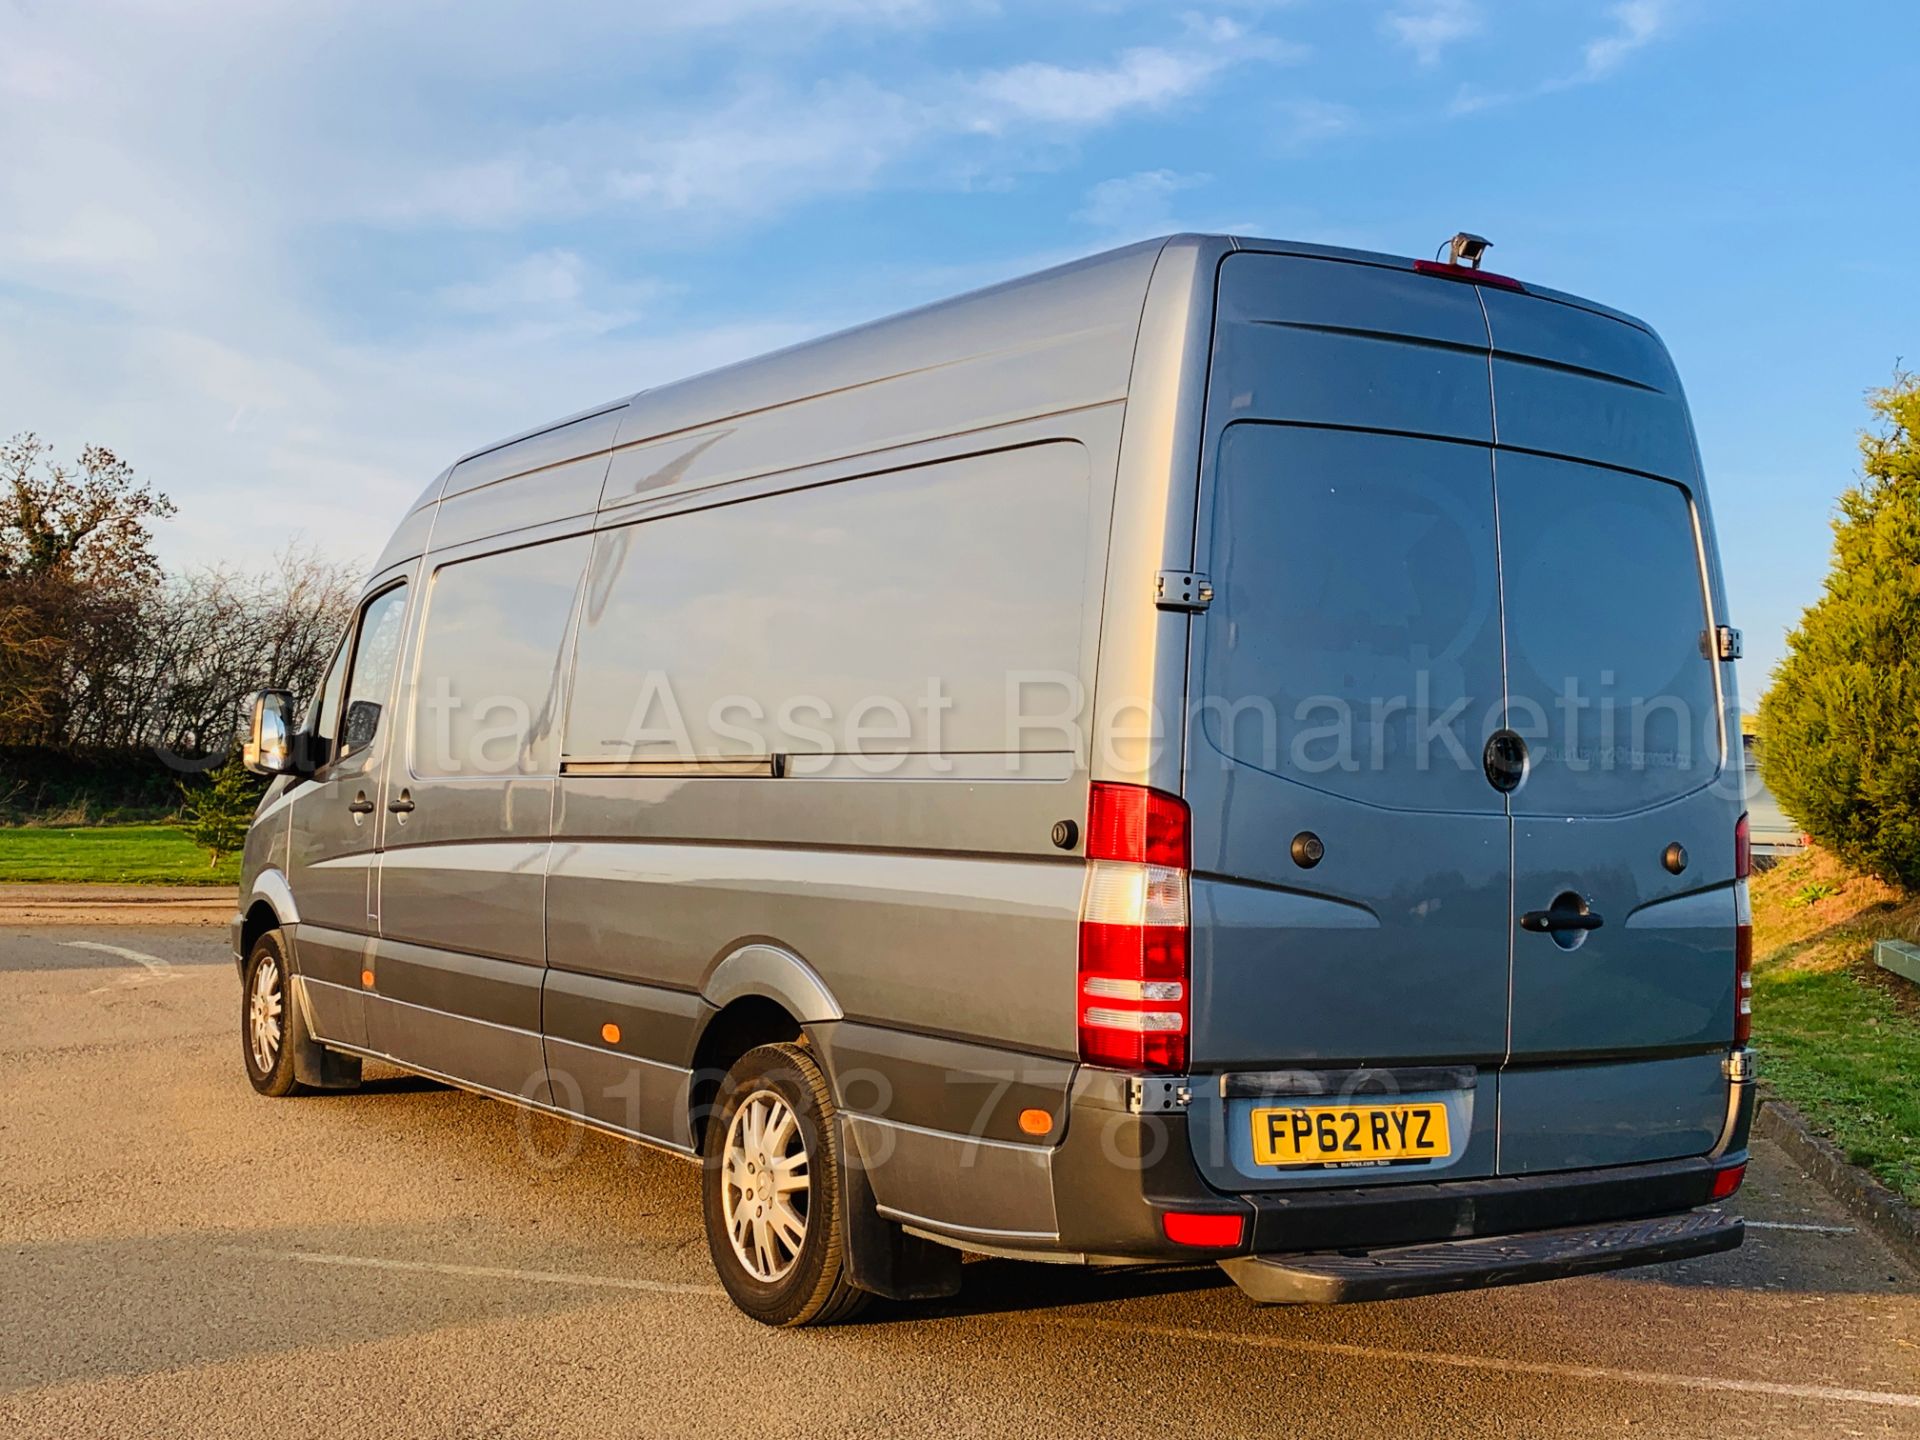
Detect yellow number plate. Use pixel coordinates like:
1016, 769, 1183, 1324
1250, 1102, 1452, 1167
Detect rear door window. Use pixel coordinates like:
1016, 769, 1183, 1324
1200, 424, 1505, 813
1494, 453, 1721, 815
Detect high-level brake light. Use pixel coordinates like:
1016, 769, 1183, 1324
1411, 258, 1526, 291
1078, 782, 1192, 1074
1415, 231, 1525, 289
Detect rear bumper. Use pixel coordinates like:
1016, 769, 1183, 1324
1047, 1062, 1757, 1268
1222, 1208, 1743, 1304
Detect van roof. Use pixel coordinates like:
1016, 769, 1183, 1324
443, 232, 1660, 479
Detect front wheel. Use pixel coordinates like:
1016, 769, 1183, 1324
701, 1042, 869, 1326
241, 931, 308, 1097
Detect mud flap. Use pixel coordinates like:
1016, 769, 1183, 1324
836, 1115, 963, 1301
292, 1044, 363, 1090
290, 979, 363, 1090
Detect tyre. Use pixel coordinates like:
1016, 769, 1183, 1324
701, 1042, 870, 1326
241, 930, 309, 1097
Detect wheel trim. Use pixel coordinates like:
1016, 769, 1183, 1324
721, 1088, 810, 1283
248, 955, 284, 1073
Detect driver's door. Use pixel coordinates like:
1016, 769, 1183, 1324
285, 571, 412, 1049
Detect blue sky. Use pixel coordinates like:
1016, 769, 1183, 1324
2, 0, 1915, 697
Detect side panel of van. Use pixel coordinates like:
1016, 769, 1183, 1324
544, 425, 1118, 1229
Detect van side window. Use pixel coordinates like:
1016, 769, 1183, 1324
303, 635, 349, 766
410, 538, 587, 777
337, 584, 409, 760
564, 444, 1091, 768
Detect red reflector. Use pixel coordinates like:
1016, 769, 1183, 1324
1162, 1210, 1246, 1248
1086, 782, 1191, 868
1709, 1162, 1746, 1200
1411, 258, 1526, 291
1735, 811, 1751, 880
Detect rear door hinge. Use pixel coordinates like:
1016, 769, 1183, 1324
1127, 1076, 1192, 1113
1156, 570, 1212, 612
1713, 625, 1743, 661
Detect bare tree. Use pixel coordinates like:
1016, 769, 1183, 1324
0, 434, 175, 748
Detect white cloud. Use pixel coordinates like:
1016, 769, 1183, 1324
1077, 169, 1209, 234
1583, 0, 1675, 77
383, 30, 1290, 232
1276, 97, 1357, 147
1383, 0, 1482, 66
1447, 0, 1681, 113
0, 0, 1306, 577
970, 46, 1226, 128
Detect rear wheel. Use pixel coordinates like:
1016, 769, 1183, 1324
701, 1042, 869, 1326
241, 930, 308, 1097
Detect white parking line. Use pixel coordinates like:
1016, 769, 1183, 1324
226, 1246, 1919, 1411
1742, 1220, 1857, 1235
1036, 1317, 1920, 1411
231, 1247, 726, 1297
67, 939, 180, 995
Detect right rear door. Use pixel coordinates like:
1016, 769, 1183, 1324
1483, 289, 1738, 1173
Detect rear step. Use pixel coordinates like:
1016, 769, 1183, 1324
1221, 1209, 1742, 1305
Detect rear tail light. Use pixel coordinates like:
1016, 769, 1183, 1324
1734, 917, 1753, 1047
1733, 811, 1752, 1046
1079, 782, 1191, 1073
1709, 1162, 1746, 1201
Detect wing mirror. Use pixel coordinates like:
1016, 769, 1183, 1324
242, 689, 300, 776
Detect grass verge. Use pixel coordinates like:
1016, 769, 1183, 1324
0, 824, 240, 886
1750, 847, 1920, 1204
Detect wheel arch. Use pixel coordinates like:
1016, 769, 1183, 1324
237, 869, 299, 975
688, 943, 845, 1150
701, 942, 843, 1024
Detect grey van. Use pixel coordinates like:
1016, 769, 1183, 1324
235, 233, 1755, 1326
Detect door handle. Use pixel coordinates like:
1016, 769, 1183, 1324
1520, 909, 1605, 934
388, 789, 416, 814
346, 791, 375, 814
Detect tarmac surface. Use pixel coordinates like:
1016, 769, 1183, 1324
2, 921, 1915, 1439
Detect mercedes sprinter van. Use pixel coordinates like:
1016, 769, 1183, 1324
236, 234, 1755, 1325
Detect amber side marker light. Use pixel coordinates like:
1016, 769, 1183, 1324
359, 969, 374, 989
1018, 1108, 1052, 1137
601, 1022, 622, 1045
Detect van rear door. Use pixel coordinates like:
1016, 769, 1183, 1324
1181, 253, 1739, 1191
1181, 256, 1510, 1188
1483, 290, 1738, 1174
